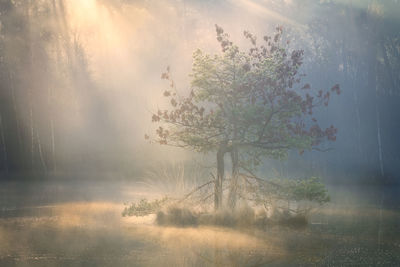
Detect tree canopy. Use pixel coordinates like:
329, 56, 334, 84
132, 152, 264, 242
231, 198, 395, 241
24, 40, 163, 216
150, 25, 340, 210
152, 25, 339, 165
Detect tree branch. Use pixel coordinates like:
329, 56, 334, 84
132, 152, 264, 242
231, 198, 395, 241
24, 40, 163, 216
178, 178, 215, 203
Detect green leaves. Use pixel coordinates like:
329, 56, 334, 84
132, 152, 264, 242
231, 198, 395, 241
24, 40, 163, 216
122, 197, 170, 217
150, 25, 339, 168
269, 176, 330, 205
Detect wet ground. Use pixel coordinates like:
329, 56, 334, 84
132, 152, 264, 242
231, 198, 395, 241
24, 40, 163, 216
0, 179, 399, 266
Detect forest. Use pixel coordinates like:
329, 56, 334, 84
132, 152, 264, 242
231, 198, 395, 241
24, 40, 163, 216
0, 0, 399, 266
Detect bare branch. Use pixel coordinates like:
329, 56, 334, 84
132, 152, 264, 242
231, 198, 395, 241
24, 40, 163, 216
178, 179, 215, 203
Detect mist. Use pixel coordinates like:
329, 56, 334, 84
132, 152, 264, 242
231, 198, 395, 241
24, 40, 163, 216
1, 0, 400, 266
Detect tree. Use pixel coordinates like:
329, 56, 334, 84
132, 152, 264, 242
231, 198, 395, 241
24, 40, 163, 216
0, 0, 109, 173
150, 25, 340, 210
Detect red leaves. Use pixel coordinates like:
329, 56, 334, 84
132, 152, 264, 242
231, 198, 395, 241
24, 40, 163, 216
215, 25, 232, 52
244, 30, 257, 45
242, 63, 251, 72
161, 72, 169, 80
291, 50, 304, 66
324, 91, 330, 106
325, 125, 337, 141
152, 114, 160, 122
330, 84, 341, 95
288, 121, 337, 149
170, 98, 177, 107
151, 25, 341, 152
156, 126, 169, 145
274, 33, 280, 43
309, 125, 323, 137
199, 107, 205, 116
300, 93, 314, 115
215, 24, 224, 35
163, 111, 169, 120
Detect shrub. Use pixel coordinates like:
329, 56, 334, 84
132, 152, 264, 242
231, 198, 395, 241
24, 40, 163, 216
156, 206, 197, 226
234, 204, 256, 227
122, 197, 169, 217
252, 176, 330, 218
268, 176, 330, 205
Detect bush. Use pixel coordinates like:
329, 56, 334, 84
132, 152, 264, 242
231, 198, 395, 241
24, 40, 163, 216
122, 176, 329, 229
212, 210, 236, 227
234, 204, 256, 227
156, 206, 197, 226
279, 214, 308, 228
252, 176, 330, 218
269, 176, 330, 205
122, 197, 169, 217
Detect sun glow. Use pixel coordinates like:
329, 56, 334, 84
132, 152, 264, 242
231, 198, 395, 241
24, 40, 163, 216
232, 0, 306, 30
65, 0, 151, 83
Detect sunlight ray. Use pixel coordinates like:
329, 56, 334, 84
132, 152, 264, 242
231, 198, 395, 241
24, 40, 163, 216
230, 0, 307, 30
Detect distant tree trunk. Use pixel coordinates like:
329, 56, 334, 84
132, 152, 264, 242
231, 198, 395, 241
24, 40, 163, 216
228, 147, 239, 210
26, 0, 36, 170
365, 15, 382, 176
35, 124, 47, 172
8, 71, 22, 151
50, 118, 56, 171
29, 106, 34, 168
214, 145, 225, 211
0, 114, 9, 173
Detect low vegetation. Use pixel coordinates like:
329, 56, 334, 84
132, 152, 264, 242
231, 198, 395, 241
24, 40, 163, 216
122, 175, 330, 228
122, 197, 170, 217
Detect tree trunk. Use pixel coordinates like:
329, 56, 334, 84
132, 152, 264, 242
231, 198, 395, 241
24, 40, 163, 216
0, 114, 9, 173
35, 124, 47, 172
228, 147, 239, 210
8, 71, 22, 152
214, 146, 225, 211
